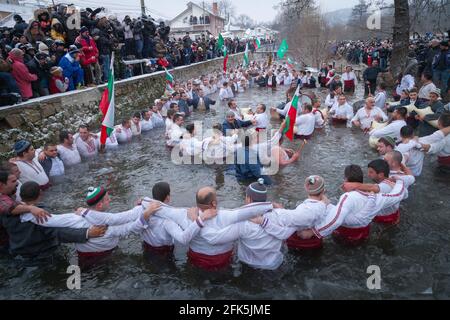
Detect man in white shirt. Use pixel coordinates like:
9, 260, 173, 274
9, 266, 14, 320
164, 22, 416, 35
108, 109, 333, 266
115, 119, 133, 144
352, 97, 388, 131
374, 83, 388, 110
420, 113, 450, 170
57, 131, 81, 167
38, 144, 65, 178
140, 110, 154, 132
74, 125, 99, 159
167, 114, 185, 148
219, 82, 234, 101
253, 104, 270, 131
130, 112, 142, 137
418, 73, 436, 102
295, 104, 316, 139
396, 72, 415, 97
370, 107, 408, 140
228, 99, 244, 121
141, 182, 217, 255
395, 125, 425, 176
13, 140, 50, 189
330, 95, 354, 127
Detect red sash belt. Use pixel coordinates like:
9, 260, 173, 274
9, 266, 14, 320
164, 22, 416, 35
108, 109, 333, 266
295, 134, 313, 140
255, 128, 266, 132
143, 241, 174, 254
331, 117, 348, 125
77, 248, 115, 258
344, 80, 355, 91
373, 209, 400, 225
333, 225, 370, 244
286, 233, 323, 250
438, 156, 450, 166
188, 248, 233, 270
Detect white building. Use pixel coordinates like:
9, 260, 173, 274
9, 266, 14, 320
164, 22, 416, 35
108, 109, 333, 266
169, 1, 225, 39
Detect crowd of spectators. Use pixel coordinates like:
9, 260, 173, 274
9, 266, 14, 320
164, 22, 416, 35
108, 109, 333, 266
0, 4, 270, 106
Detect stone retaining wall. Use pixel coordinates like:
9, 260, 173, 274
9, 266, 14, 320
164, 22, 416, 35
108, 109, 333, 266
0, 52, 246, 159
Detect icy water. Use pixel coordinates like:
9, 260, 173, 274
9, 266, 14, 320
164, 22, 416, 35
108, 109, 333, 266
0, 85, 449, 300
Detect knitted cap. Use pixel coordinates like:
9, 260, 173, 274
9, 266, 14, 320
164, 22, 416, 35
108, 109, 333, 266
304, 175, 325, 196
13, 140, 31, 154
246, 178, 267, 202
86, 187, 107, 206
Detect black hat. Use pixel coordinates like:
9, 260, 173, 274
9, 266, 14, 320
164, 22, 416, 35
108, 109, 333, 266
80, 26, 89, 34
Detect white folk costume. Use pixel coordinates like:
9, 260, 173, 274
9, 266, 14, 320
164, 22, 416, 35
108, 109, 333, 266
312, 180, 406, 244
396, 74, 415, 96
219, 87, 234, 101
330, 103, 354, 127
374, 90, 387, 110
15, 159, 49, 188
151, 111, 165, 128
342, 71, 357, 92
369, 120, 407, 140
200, 215, 293, 270
418, 82, 437, 101
115, 125, 133, 144
295, 113, 316, 139
95, 130, 119, 150
140, 201, 207, 253
264, 199, 330, 251
325, 94, 338, 109
21, 206, 148, 257
180, 134, 204, 157
155, 202, 274, 270
131, 121, 142, 137
165, 118, 174, 137
141, 118, 154, 132
351, 107, 388, 130
229, 108, 244, 121
167, 123, 184, 148
420, 130, 450, 167
312, 108, 325, 129
74, 134, 99, 159
395, 140, 425, 176
254, 112, 269, 131
57, 144, 81, 167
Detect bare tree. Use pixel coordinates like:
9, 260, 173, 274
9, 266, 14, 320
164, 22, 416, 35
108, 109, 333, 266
390, 0, 411, 76
234, 14, 256, 29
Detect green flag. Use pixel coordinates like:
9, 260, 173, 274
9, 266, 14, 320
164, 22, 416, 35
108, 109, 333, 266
277, 39, 289, 59
218, 34, 224, 50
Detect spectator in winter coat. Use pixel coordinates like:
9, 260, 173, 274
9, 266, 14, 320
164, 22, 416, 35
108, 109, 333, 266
58, 45, 84, 91
8, 48, 38, 100
75, 27, 101, 86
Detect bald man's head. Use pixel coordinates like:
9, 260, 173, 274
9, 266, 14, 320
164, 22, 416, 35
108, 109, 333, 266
196, 187, 217, 209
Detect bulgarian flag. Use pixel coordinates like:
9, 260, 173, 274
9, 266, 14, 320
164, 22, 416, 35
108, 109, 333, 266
243, 43, 249, 67
254, 38, 261, 49
223, 46, 229, 73
218, 33, 228, 73
165, 68, 175, 93
283, 85, 300, 141
99, 53, 115, 145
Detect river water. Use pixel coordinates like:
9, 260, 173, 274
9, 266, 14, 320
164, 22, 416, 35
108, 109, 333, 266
1, 84, 449, 300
